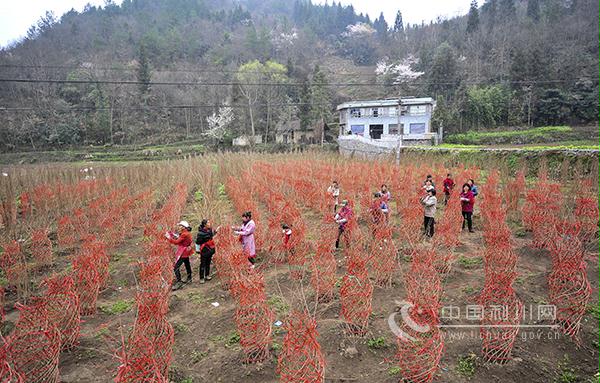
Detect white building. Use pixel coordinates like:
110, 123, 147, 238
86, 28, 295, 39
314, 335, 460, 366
337, 97, 439, 146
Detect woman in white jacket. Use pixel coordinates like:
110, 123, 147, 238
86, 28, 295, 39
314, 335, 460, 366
420, 188, 437, 237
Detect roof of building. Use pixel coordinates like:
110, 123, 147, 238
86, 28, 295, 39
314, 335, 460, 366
336, 97, 434, 110
275, 119, 302, 133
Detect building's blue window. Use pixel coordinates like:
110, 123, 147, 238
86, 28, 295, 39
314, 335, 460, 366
409, 123, 426, 134
350, 108, 361, 117
351, 125, 365, 136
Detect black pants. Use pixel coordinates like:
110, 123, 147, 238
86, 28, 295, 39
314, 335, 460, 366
423, 216, 435, 237
199, 249, 214, 279
174, 257, 192, 282
462, 212, 473, 231
335, 226, 345, 248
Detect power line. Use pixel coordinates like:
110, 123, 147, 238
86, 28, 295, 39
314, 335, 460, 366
0, 102, 320, 112
0, 77, 595, 87
0, 63, 379, 77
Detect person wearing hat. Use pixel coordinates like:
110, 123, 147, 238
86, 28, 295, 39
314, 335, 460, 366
232, 211, 257, 265
334, 199, 353, 249
166, 220, 194, 289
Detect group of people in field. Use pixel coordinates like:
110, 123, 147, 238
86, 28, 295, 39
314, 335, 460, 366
166, 175, 478, 290
419, 173, 478, 237
326, 174, 479, 242
166, 212, 257, 290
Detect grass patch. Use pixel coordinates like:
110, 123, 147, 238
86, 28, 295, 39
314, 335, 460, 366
586, 303, 600, 320
456, 353, 477, 378
190, 350, 208, 364
99, 299, 134, 315
209, 334, 225, 343
437, 143, 483, 149
457, 255, 483, 269
367, 336, 387, 349
446, 126, 573, 145
173, 323, 189, 335
217, 183, 227, 197
272, 342, 282, 351
187, 291, 206, 305
462, 286, 478, 294
388, 366, 401, 376
95, 327, 110, 339
556, 355, 578, 383
225, 332, 241, 347
267, 295, 290, 316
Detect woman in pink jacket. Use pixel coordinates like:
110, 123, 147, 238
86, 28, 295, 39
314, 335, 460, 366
460, 183, 475, 233
232, 211, 257, 264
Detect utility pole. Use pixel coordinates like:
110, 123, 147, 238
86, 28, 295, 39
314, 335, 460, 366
396, 96, 402, 165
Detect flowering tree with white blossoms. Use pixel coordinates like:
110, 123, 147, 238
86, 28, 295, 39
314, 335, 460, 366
204, 104, 235, 142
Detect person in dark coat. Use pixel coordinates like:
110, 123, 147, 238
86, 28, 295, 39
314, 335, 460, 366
195, 219, 220, 283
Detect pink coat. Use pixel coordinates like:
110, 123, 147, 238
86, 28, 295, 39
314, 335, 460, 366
235, 219, 256, 257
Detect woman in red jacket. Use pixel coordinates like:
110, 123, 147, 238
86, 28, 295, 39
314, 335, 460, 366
166, 220, 194, 289
460, 184, 475, 233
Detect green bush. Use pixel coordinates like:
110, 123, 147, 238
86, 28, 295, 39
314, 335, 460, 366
446, 126, 573, 145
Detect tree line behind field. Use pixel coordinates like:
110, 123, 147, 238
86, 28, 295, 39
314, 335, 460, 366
0, 0, 597, 150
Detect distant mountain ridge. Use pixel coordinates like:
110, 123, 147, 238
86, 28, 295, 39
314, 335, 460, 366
0, 0, 597, 150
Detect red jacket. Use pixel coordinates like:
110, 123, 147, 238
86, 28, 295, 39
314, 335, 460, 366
460, 191, 475, 213
169, 230, 193, 258
443, 178, 455, 194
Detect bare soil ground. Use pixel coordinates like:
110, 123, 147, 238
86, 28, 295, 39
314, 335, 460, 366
3, 195, 598, 383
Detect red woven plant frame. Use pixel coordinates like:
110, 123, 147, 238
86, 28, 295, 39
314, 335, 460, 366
277, 311, 325, 383
72, 251, 100, 316
231, 271, 274, 363
115, 322, 172, 383
31, 228, 53, 268
478, 285, 522, 364
406, 248, 442, 314
340, 249, 373, 335
0, 344, 24, 383
310, 240, 337, 302
547, 223, 591, 341
42, 275, 81, 350
8, 302, 61, 383
394, 309, 444, 383
57, 215, 76, 249
368, 228, 397, 288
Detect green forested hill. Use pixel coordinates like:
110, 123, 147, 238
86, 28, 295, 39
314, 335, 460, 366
0, 0, 597, 150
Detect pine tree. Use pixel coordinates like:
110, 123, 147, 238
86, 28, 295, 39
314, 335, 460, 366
526, 0, 540, 21
428, 42, 458, 95
466, 0, 480, 33
483, 0, 497, 31
136, 43, 151, 95
374, 12, 388, 40
393, 10, 404, 33
499, 0, 516, 21
309, 65, 331, 130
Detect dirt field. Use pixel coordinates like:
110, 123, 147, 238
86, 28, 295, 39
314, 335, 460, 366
1, 156, 598, 383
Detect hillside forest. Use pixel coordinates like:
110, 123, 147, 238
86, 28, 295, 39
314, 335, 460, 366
0, 0, 597, 150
